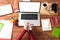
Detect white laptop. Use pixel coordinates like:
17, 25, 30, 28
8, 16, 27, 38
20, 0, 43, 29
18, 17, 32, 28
18, 2, 40, 26
0, 4, 13, 16
18, 13, 40, 26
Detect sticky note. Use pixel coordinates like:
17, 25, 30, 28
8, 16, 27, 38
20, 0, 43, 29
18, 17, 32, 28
52, 27, 60, 38
0, 22, 4, 31
41, 19, 52, 31
10, 19, 14, 23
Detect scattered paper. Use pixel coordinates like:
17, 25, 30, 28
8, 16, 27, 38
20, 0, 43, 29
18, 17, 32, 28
0, 20, 13, 39
41, 19, 52, 31
23, 0, 30, 1
0, 4, 13, 16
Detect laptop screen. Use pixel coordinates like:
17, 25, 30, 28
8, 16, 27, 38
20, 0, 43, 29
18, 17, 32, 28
19, 2, 40, 12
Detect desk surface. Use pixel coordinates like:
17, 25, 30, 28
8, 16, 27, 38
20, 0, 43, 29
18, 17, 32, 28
0, 0, 60, 40
0, 13, 60, 40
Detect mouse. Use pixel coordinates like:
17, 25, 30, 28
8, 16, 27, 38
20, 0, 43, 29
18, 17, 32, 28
51, 3, 57, 13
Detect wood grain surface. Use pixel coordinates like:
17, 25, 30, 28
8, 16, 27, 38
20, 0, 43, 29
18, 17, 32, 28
0, 0, 60, 40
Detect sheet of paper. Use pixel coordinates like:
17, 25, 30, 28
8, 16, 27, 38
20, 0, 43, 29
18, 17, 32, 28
41, 19, 52, 31
23, 0, 30, 1
19, 2, 40, 12
0, 20, 13, 39
0, 4, 13, 16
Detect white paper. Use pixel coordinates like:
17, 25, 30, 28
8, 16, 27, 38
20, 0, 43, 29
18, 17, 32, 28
41, 19, 52, 31
0, 4, 13, 16
0, 20, 13, 39
23, 0, 30, 1
19, 2, 40, 12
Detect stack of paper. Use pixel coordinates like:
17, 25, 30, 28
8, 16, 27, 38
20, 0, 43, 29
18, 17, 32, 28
41, 19, 52, 31
0, 20, 13, 40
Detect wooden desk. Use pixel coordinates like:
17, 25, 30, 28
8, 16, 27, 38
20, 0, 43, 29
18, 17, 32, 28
0, 0, 60, 40
0, 13, 60, 40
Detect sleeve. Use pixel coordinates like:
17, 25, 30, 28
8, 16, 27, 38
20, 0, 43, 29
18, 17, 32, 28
16, 29, 27, 40
28, 30, 35, 40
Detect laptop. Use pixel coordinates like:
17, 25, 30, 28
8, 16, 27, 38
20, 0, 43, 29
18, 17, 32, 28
18, 2, 40, 26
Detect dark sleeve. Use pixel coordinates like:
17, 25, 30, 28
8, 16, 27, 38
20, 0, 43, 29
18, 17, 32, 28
28, 30, 35, 40
16, 29, 27, 40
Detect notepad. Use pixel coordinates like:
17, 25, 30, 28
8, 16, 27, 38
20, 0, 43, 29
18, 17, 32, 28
41, 19, 52, 31
0, 20, 13, 40
0, 4, 13, 16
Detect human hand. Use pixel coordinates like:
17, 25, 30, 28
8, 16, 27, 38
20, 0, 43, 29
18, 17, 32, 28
24, 22, 29, 30
24, 22, 34, 30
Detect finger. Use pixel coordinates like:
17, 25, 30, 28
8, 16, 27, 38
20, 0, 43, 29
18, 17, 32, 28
26, 22, 29, 27
30, 24, 34, 26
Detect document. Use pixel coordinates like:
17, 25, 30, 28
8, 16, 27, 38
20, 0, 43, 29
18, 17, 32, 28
41, 19, 52, 31
0, 20, 13, 40
0, 4, 13, 16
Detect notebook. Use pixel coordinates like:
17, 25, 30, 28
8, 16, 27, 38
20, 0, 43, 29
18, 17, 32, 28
0, 4, 13, 16
52, 27, 60, 38
0, 20, 13, 40
41, 19, 52, 31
